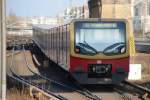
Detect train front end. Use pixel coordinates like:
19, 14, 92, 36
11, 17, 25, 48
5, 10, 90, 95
70, 19, 130, 84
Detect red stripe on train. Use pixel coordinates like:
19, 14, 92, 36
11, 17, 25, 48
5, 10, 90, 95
70, 56, 129, 73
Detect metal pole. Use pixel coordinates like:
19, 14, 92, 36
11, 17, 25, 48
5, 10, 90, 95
0, 0, 2, 98
0, 0, 6, 100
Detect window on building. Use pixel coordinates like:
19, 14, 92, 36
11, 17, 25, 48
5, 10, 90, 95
135, 7, 139, 16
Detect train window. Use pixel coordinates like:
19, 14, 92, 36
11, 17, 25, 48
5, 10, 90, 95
56, 28, 58, 62
46, 30, 48, 55
54, 29, 56, 61
57, 27, 60, 63
64, 26, 67, 65
61, 26, 63, 62
51, 29, 54, 60
55, 28, 57, 62
48, 30, 50, 58
59, 27, 61, 63
62, 26, 64, 62
65, 25, 68, 65
75, 21, 126, 56
134, 7, 139, 16
50, 29, 52, 58
67, 25, 70, 65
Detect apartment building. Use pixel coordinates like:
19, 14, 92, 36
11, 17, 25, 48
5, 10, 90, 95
133, 0, 150, 36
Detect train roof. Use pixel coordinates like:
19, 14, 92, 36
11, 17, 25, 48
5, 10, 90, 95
32, 24, 60, 30
32, 18, 127, 30
71, 18, 127, 23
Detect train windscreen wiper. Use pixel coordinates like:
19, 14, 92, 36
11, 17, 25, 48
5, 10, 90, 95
83, 41, 98, 53
102, 42, 126, 55
78, 42, 98, 55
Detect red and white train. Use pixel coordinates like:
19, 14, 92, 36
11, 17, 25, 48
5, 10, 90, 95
33, 18, 134, 84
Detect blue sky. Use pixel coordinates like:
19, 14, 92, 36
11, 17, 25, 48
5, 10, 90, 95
6, 0, 87, 17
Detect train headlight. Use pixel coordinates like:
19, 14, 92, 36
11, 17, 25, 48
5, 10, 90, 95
92, 67, 96, 72
121, 47, 125, 53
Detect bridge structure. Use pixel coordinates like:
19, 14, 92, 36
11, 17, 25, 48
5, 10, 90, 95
7, 26, 33, 38
7, 27, 32, 31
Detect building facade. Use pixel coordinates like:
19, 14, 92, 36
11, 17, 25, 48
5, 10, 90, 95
7, 16, 64, 36
133, 0, 150, 37
58, 4, 89, 22
28, 16, 64, 25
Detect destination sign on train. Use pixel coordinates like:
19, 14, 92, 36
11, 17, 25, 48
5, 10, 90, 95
81, 23, 118, 28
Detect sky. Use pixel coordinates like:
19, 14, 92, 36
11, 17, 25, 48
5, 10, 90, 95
6, 0, 87, 17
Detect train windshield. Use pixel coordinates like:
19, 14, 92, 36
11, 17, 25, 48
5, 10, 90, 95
75, 21, 126, 56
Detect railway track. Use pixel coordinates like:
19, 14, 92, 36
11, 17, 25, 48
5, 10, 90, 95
7, 39, 150, 100
23, 43, 101, 100
114, 86, 138, 100
7, 41, 102, 100
29, 40, 150, 100
114, 80, 150, 100
7, 42, 64, 100
7, 50, 21, 57
26, 41, 103, 100
122, 81, 150, 99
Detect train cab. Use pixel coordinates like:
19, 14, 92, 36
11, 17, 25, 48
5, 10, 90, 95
69, 19, 131, 84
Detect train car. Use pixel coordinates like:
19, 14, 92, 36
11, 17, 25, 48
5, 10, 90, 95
33, 18, 133, 84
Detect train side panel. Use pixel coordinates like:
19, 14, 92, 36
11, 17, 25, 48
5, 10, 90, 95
33, 25, 70, 71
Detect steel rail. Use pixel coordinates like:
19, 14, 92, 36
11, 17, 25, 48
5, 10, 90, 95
123, 81, 150, 96
113, 80, 150, 99
8, 42, 67, 100
29, 41, 102, 100
11, 43, 65, 100
28, 40, 101, 100
7, 73, 60, 100
11, 40, 86, 100
9, 70, 67, 100
114, 86, 136, 100
25, 42, 102, 100
32, 54, 41, 66
6, 51, 21, 57
69, 78, 101, 100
